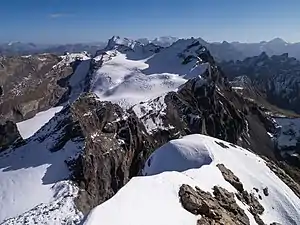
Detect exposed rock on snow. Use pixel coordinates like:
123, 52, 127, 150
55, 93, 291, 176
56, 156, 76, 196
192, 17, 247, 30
217, 164, 244, 192
179, 184, 250, 225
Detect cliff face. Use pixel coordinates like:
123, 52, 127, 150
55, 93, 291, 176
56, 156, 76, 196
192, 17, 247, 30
0, 53, 90, 123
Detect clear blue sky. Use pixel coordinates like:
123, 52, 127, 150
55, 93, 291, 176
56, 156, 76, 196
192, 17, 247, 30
1, 0, 300, 44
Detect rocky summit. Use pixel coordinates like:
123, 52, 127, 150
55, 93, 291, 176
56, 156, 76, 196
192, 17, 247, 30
0, 37, 299, 225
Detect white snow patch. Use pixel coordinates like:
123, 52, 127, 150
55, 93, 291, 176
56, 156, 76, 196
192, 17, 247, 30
91, 48, 209, 109
232, 86, 244, 90
2, 181, 83, 225
0, 138, 83, 223
17, 106, 63, 139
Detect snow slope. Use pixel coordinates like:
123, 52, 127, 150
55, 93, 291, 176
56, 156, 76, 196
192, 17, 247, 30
0, 110, 84, 224
83, 134, 300, 225
91, 38, 209, 109
16, 106, 63, 139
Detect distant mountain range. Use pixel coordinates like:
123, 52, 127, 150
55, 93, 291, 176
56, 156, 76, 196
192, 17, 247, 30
2, 37, 300, 61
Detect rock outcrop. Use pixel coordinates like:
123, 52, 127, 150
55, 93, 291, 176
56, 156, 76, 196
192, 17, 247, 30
0, 121, 22, 151
179, 184, 250, 225
217, 164, 244, 192
71, 93, 155, 213
217, 164, 265, 225
220, 53, 300, 114
0, 53, 89, 123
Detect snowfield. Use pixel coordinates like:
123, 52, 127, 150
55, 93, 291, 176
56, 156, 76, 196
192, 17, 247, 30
91, 38, 209, 109
16, 106, 63, 139
83, 134, 300, 225
0, 110, 84, 224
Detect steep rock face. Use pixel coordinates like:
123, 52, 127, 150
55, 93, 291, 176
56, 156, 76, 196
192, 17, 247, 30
71, 93, 155, 213
0, 121, 22, 151
0, 53, 90, 123
220, 53, 300, 114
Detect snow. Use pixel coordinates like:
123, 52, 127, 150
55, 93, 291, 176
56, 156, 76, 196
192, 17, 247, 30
16, 106, 63, 139
53, 52, 90, 69
83, 172, 199, 225
91, 38, 209, 109
83, 134, 300, 225
274, 117, 300, 149
68, 58, 91, 102
2, 181, 82, 225
132, 94, 171, 134
0, 109, 84, 224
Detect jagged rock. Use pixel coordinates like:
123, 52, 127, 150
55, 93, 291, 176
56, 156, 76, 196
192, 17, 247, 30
263, 187, 269, 196
71, 94, 155, 214
0, 54, 82, 123
0, 121, 22, 151
253, 214, 266, 225
217, 163, 265, 224
220, 53, 300, 114
179, 184, 250, 225
217, 164, 244, 192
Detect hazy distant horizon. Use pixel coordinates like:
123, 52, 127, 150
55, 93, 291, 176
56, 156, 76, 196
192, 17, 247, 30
1, 0, 300, 44
0, 36, 297, 46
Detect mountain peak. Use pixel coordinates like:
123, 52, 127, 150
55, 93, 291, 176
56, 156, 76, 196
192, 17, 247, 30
268, 37, 287, 45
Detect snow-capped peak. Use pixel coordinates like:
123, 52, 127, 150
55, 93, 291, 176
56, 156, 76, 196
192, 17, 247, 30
107, 36, 137, 49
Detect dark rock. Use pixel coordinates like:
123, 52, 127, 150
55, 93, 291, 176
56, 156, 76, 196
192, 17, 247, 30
253, 214, 266, 225
71, 94, 155, 214
217, 163, 265, 223
0, 121, 22, 151
215, 141, 230, 149
179, 184, 250, 225
220, 53, 300, 114
0, 54, 84, 123
217, 164, 244, 192
263, 187, 269, 196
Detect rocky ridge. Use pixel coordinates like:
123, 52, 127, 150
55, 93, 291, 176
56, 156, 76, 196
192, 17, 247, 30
0, 53, 91, 123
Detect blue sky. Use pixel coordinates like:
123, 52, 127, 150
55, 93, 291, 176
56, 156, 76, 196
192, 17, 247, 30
1, 0, 300, 44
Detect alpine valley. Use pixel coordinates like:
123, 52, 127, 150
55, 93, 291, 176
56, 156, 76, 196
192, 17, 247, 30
0, 36, 299, 225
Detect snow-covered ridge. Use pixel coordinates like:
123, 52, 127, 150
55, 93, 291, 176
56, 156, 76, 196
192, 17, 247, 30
83, 134, 300, 225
